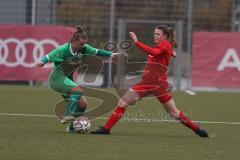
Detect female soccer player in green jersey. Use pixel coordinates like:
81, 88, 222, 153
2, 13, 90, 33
37, 26, 120, 127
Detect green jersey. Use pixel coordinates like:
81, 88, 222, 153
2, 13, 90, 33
41, 43, 112, 94
42, 43, 111, 75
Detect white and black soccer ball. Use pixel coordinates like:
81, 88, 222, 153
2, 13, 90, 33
73, 116, 91, 133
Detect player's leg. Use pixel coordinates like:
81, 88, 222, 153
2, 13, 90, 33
68, 86, 87, 116
62, 87, 87, 116
49, 75, 87, 123
65, 86, 88, 132
91, 88, 143, 134
62, 86, 87, 124
157, 94, 208, 137
104, 88, 142, 129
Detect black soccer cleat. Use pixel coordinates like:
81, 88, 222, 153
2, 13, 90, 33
194, 128, 209, 138
90, 126, 110, 135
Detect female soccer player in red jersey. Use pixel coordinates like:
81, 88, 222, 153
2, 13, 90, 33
91, 25, 209, 137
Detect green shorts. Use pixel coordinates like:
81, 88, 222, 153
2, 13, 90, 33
49, 72, 78, 95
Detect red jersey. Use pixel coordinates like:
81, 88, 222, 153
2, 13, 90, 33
135, 40, 175, 81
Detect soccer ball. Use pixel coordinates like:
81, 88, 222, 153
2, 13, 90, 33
73, 116, 91, 133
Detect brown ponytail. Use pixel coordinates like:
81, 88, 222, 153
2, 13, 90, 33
167, 27, 178, 48
70, 25, 87, 42
156, 25, 178, 48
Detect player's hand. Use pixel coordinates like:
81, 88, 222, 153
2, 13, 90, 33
36, 62, 44, 67
173, 51, 176, 57
111, 52, 121, 59
129, 32, 138, 43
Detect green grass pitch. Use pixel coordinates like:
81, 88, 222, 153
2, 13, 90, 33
0, 85, 240, 160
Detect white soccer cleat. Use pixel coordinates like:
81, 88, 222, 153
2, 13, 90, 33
60, 115, 75, 124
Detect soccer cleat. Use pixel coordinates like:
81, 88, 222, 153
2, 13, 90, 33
60, 115, 75, 124
90, 126, 110, 135
66, 125, 77, 133
194, 128, 209, 138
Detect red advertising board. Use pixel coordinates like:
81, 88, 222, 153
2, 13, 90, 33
192, 32, 240, 89
0, 25, 74, 81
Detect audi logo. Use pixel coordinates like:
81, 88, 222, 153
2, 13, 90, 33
0, 38, 59, 68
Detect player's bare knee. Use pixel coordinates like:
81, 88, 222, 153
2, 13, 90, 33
70, 86, 83, 94
168, 111, 179, 118
78, 98, 87, 108
118, 99, 128, 108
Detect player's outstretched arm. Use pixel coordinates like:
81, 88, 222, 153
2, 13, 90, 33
129, 32, 165, 56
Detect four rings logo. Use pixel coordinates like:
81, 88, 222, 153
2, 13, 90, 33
0, 38, 59, 68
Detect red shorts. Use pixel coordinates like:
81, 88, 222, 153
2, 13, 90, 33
130, 78, 172, 104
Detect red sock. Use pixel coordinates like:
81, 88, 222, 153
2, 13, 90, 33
178, 112, 199, 131
104, 106, 126, 130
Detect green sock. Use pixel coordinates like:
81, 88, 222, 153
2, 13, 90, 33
65, 100, 77, 116
71, 104, 86, 118
69, 122, 74, 130
64, 94, 81, 117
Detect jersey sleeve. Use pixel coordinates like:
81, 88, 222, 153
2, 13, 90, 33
84, 44, 98, 55
41, 46, 64, 64
135, 41, 170, 56
84, 44, 112, 56
96, 49, 112, 56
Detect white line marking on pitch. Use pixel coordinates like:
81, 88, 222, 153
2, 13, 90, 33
0, 112, 240, 125
184, 90, 197, 96
0, 113, 55, 118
